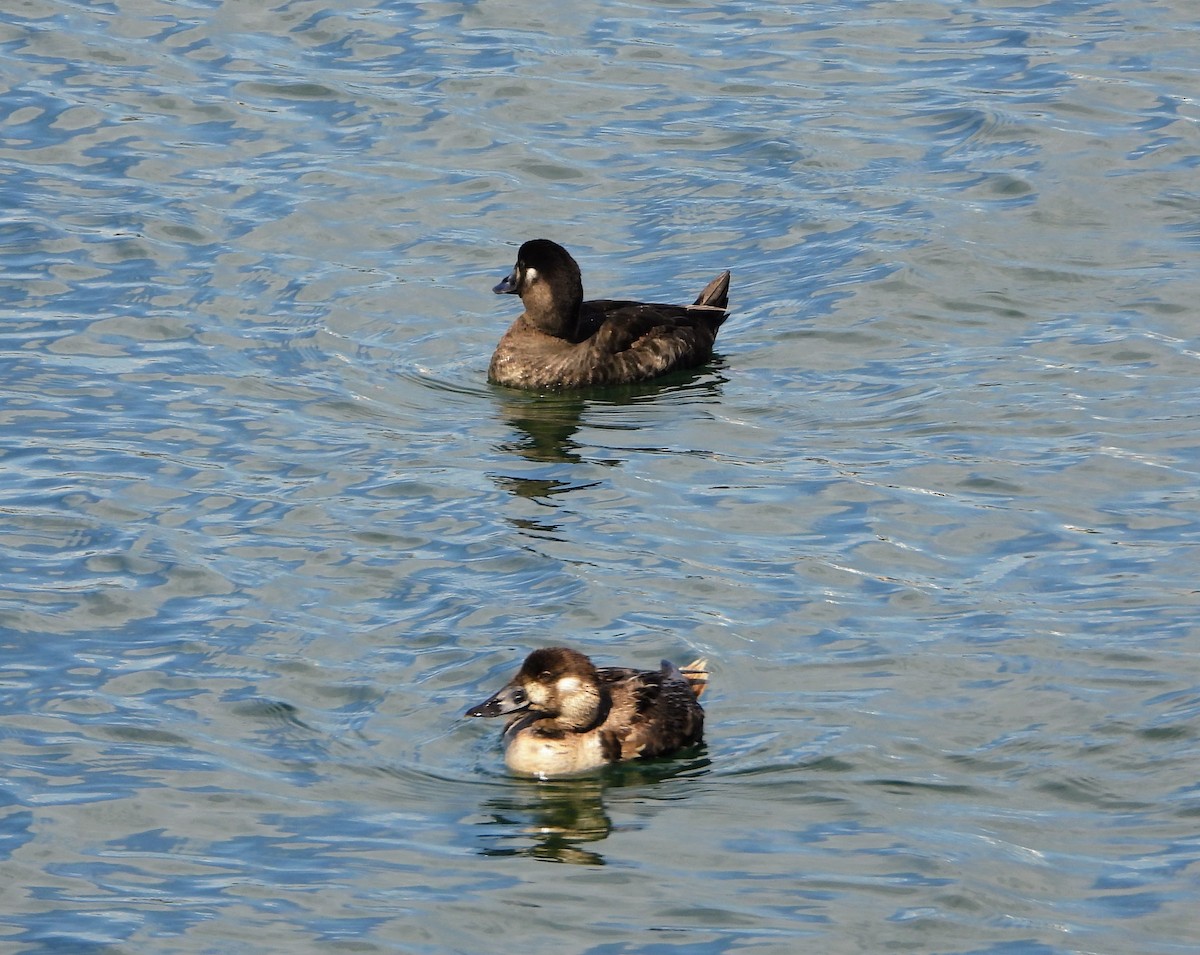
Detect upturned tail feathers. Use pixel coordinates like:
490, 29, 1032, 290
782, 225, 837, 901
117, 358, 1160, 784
680, 658, 709, 700
692, 271, 731, 311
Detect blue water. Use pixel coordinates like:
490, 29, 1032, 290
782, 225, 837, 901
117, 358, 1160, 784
2, 0, 1199, 952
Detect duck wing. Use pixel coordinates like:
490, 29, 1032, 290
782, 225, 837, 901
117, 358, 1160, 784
571, 303, 723, 386
575, 267, 730, 342
598, 663, 705, 760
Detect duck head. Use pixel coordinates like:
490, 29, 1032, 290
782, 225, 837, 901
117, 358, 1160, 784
465, 646, 604, 731
492, 239, 584, 336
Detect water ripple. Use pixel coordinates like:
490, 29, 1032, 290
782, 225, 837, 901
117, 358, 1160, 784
3, 0, 1200, 951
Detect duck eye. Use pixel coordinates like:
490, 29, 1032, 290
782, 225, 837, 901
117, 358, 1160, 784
512, 688, 527, 705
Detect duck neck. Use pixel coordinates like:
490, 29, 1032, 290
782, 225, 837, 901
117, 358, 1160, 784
558, 682, 609, 733
521, 275, 583, 340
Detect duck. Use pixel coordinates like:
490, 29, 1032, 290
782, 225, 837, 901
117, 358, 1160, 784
465, 646, 709, 777
488, 239, 731, 390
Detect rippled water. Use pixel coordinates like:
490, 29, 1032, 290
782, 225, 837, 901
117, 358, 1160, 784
3, 0, 1199, 952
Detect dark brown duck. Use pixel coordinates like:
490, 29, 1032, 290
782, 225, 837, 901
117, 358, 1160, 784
488, 239, 731, 390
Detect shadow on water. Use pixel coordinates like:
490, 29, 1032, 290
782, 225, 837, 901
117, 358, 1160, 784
488, 363, 728, 511
493, 359, 728, 463
493, 391, 592, 466
471, 752, 711, 865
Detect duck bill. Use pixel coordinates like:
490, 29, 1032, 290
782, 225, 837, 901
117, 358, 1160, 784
465, 682, 528, 718
492, 266, 519, 295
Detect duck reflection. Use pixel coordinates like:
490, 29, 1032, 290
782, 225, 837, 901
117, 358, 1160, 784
472, 755, 710, 865
490, 367, 728, 524
476, 777, 611, 864
494, 365, 727, 465
494, 392, 591, 465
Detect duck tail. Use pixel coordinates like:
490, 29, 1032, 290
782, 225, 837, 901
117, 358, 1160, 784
679, 658, 710, 700
693, 271, 731, 311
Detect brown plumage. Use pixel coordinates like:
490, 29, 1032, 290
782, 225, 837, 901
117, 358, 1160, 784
488, 239, 731, 390
465, 646, 709, 777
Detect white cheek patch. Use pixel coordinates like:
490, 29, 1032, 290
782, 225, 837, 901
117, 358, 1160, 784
523, 266, 539, 286
556, 675, 582, 694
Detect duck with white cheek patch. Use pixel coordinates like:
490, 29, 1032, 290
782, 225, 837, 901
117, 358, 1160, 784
465, 647, 709, 778
488, 239, 732, 390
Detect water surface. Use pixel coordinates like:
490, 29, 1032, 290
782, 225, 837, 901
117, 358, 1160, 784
2, 0, 1199, 953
